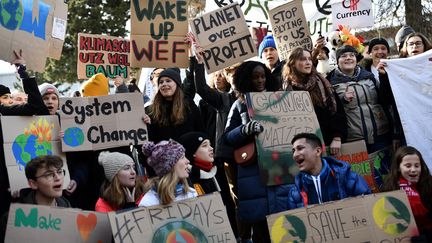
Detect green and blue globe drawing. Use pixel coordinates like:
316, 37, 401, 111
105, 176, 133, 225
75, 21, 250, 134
63, 127, 85, 147
0, 0, 24, 30
12, 134, 52, 168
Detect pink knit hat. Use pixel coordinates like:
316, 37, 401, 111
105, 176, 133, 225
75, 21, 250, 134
142, 140, 185, 177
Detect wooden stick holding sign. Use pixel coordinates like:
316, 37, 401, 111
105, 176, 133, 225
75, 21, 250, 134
269, 0, 312, 61
130, 0, 189, 68
190, 3, 257, 73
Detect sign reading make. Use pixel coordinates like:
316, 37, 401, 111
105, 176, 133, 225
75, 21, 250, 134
269, 0, 312, 61
77, 33, 130, 80
190, 3, 256, 73
130, 0, 189, 68
331, 0, 373, 28
0, 0, 67, 72
59, 93, 147, 152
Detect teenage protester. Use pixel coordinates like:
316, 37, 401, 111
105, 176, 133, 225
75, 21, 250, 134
0, 155, 71, 241
0, 50, 49, 216
38, 83, 60, 115
258, 35, 283, 90
399, 32, 432, 58
138, 140, 197, 206
95, 151, 144, 212
282, 47, 347, 155
383, 146, 432, 241
288, 133, 371, 208
11, 91, 28, 105
223, 61, 290, 243
0, 86, 13, 106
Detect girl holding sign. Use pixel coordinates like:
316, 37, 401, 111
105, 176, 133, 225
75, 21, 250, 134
282, 47, 347, 155
138, 140, 197, 206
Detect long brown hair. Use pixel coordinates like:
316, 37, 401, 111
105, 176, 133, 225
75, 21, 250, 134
100, 174, 144, 210
282, 47, 313, 87
150, 86, 187, 126
143, 169, 190, 205
383, 146, 432, 209
399, 32, 432, 58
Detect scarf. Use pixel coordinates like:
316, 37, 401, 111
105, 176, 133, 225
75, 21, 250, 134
194, 158, 214, 172
286, 73, 337, 114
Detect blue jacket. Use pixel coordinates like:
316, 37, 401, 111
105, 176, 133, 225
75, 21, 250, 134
288, 157, 371, 209
223, 100, 292, 222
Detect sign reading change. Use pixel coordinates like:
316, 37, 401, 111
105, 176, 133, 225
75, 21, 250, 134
59, 93, 147, 151
267, 190, 419, 243
269, 0, 312, 61
246, 91, 322, 186
77, 33, 130, 80
190, 3, 256, 73
108, 193, 235, 243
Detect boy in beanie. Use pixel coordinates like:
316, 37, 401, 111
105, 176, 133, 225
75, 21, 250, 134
178, 132, 219, 195
81, 73, 109, 97
258, 35, 282, 90
95, 151, 143, 212
38, 83, 60, 115
138, 140, 197, 206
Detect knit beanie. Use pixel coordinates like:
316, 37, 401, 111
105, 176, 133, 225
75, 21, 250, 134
81, 73, 109, 97
142, 140, 185, 177
38, 83, 60, 98
336, 45, 358, 61
368, 37, 390, 53
98, 151, 134, 182
258, 35, 276, 58
0, 85, 11, 97
177, 132, 210, 162
158, 68, 181, 87
395, 25, 415, 51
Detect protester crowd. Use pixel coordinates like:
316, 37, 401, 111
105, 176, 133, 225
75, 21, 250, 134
0, 23, 431, 243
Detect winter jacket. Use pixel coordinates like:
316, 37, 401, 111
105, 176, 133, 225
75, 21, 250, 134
288, 157, 371, 209
223, 99, 291, 223
270, 60, 284, 91
138, 186, 197, 207
95, 197, 137, 212
188, 165, 219, 195
194, 62, 237, 159
327, 66, 390, 145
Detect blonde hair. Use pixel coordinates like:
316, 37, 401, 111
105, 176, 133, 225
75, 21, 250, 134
144, 168, 190, 205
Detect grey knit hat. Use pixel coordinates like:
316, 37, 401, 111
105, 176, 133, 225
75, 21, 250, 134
142, 140, 185, 177
38, 83, 60, 98
98, 151, 134, 182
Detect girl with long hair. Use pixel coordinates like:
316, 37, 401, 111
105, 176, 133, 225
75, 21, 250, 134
399, 32, 432, 58
96, 151, 144, 212
282, 47, 347, 155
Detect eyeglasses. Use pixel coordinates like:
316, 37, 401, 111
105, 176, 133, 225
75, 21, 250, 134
407, 41, 423, 47
35, 169, 65, 181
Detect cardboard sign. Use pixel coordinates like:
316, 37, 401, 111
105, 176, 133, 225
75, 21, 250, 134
59, 93, 147, 152
190, 3, 256, 73
0, 0, 67, 72
334, 140, 378, 192
331, 0, 374, 29
5, 203, 112, 243
130, 0, 189, 68
1, 116, 70, 191
108, 193, 235, 243
245, 91, 322, 186
269, 0, 312, 61
77, 33, 130, 80
267, 190, 419, 243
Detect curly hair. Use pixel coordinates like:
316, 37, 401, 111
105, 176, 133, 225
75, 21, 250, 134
208, 70, 231, 92
383, 146, 432, 210
233, 61, 275, 96
399, 32, 432, 58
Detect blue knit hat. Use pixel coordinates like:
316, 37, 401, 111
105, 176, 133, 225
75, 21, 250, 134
258, 35, 276, 58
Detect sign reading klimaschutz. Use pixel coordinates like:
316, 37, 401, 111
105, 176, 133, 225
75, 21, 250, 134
331, 0, 373, 28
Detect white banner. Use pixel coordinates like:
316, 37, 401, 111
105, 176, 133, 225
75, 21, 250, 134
331, 0, 373, 29
384, 50, 432, 170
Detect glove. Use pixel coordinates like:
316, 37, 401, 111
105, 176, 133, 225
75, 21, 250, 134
242, 120, 263, 136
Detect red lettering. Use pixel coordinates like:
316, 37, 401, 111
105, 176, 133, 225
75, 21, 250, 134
156, 40, 168, 60
132, 40, 152, 61
172, 41, 187, 63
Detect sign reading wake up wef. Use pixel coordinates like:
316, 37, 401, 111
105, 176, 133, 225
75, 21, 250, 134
0, 0, 67, 72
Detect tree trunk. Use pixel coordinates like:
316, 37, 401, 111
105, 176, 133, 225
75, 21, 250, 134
405, 0, 428, 35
